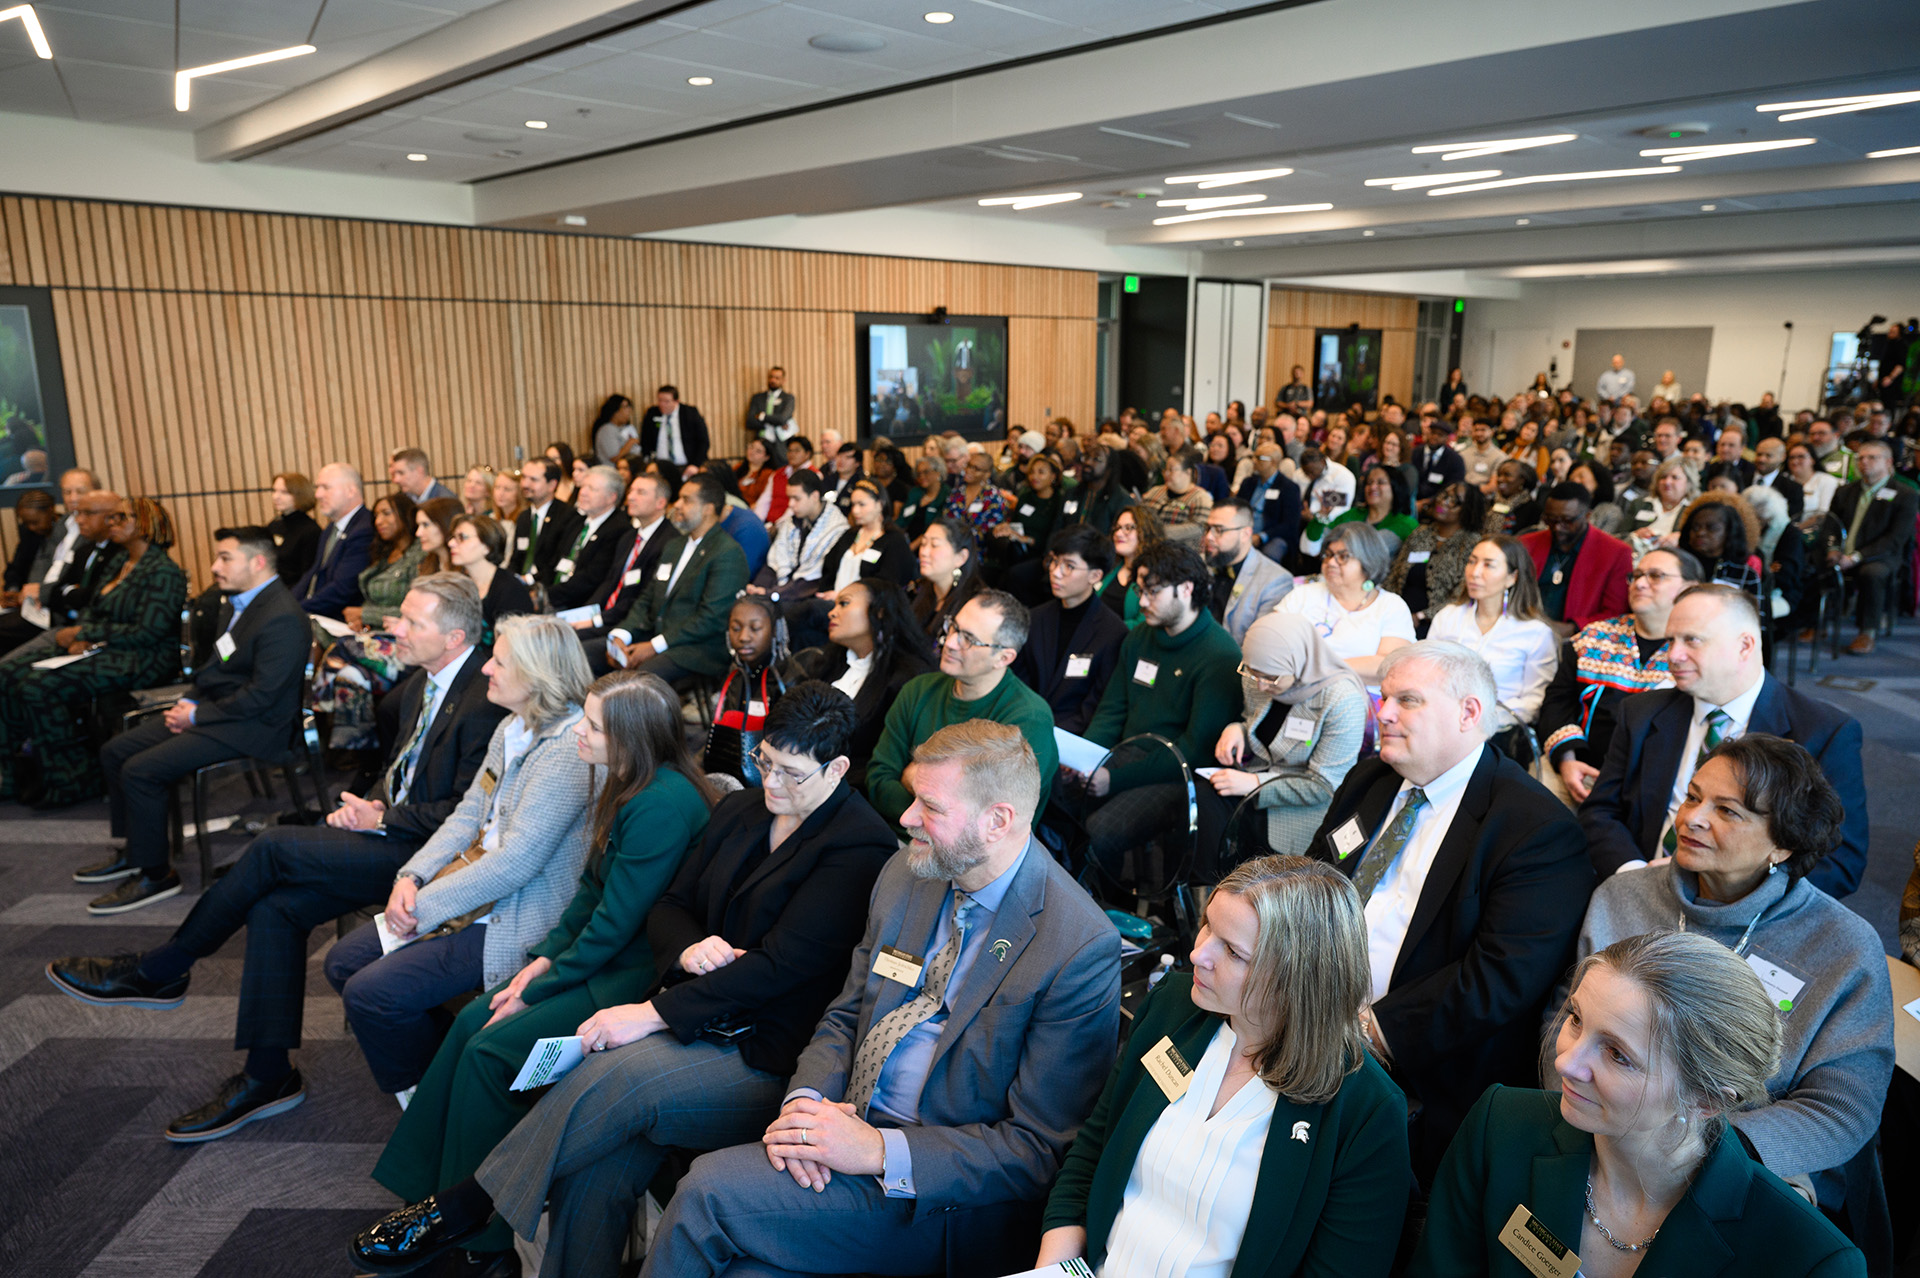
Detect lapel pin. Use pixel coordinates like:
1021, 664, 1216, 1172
991, 939, 1012, 962
1291, 1120, 1311, 1143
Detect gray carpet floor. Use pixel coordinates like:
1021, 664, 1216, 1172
0, 630, 1915, 1276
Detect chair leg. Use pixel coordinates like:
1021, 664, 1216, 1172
166, 783, 184, 868
192, 768, 213, 889
281, 764, 306, 820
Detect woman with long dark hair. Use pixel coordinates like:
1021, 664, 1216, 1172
413, 496, 464, 576
788, 578, 934, 790
736, 436, 789, 524
906, 516, 982, 640
591, 395, 637, 465
545, 441, 578, 505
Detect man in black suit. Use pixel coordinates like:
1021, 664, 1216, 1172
545, 465, 629, 612
1582, 583, 1868, 897
294, 462, 374, 619
1012, 526, 1127, 735
746, 365, 796, 443
0, 486, 120, 657
568, 473, 674, 641
1703, 426, 1756, 490
1308, 639, 1589, 1177
512, 457, 584, 587
606, 473, 750, 682
48, 573, 506, 1142
1236, 443, 1302, 562
80, 527, 313, 914
1749, 437, 1804, 520
1414, 414, 1467, 502
640, 383, 710, 473
1829, 438, 1918, 655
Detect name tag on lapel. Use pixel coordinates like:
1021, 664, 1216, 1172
1142, 1035, 1194, 1103
517, 536, 531, 549
656, 563, 673, 581
872, 945, 924, 988
1065, 654, 1092, 679
1063, 500, 1079, 514
1329, 817, 1365, 860
623, 569, 642, 586
859, 548, 882, 564
1497, 1204, 1580, 1278
1877, 488, 1897, 502
478, 766, 500, 797
1019, 503, 1035, 516
902, 504, 918, 517
1282, 713, 1314, 742
556, 558, 576, 576
215, 632, 237, 661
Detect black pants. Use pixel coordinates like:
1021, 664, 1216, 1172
170, 822, 421, 1050
0, 610, 47, 658
100, 717, 247, 871
1851, 559, 1895, 632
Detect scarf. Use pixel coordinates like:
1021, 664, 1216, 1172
1237, 610, 1365, 735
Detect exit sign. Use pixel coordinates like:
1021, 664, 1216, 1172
1123, 275, 1140, 293
1453, 298, 1465, 313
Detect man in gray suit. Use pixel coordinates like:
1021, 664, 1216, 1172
1203, 498, 1294, 645
643, 719, 1122, 1277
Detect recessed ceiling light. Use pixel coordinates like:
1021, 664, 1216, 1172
1639, 138, 1814, 162
1425, 166, 1679, 196
1232, 239, 1244, 246
978, 192, 1082, 211
924, 11, 954, 22
1163, 167, 1293, 189
1155, 194, 1266, 210
1410, 133, 1577, 161
0, 5, 53, 58
1151, 202, 1332, 226
1364, 171, 1502, 190
407, 153, 427, 161
1701, 203, 1717, 211
525, 120, 547, 129
1362, 229, 1375, 236
563, 215, 587, 226
174, 42, 316, 111
1516, 218, 1530, 225
1867, 144, 1920, 159
687, 75, 713, 85
1758, 90, 1920, 122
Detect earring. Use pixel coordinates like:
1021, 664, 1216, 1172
1767, 860, 1779, 876
952, 567, 963, 589
1362, 579, 1375, 593
1502, 586, 1511, 614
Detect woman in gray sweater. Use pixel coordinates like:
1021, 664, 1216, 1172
1569, 733, 1892, 1207
326, 614, 596, 1097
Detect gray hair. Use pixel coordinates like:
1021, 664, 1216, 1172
583, 464, 624, 500
1377, 639, 1499, 739
1741, 483, 1789, 537
912, 720, 1041, 828
406, 572, 484, 647
1322, 521, 1395, 585
493, 614, 591, 733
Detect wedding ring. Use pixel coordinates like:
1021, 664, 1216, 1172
801, 1128, 810, 1144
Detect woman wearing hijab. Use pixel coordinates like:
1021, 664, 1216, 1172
1198, 611, 1370, 871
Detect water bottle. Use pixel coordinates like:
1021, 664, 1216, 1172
1145, 953, 1176, 992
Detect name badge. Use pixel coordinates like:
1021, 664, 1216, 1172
623, 569, 642, 586
1492, 502, 1511, 515
1010, 522, 1025, 538
969, 501, 984, 512
1282, 713, 1314, 742
1427, 471, 1443, 483
478, 766, 500, 796
1065, 654, 1093, 679
1407, 550, 1432, 564
902, 504, 917, 517
1019, 503, 1035, 516
1878, 488, 1897, 502
1142, 1035, 1194, 1103
1133, 659, 1159, 687
1329, 816, 1365, 860
1746, 952, 1807, 1012
1265, 487, 1280, 500
215, 631, 237, 661
656, 563, 673, 581
1063, 501, 1079, 514
1497, 1204, 1580, 1278
1474, 461, 1490, 473
1635, 508, 1658, 521
517, 536, 531, 549
859, 548, 882, 564
748, 699, 768, 717
556, 558, 576, 576
873, 944, 924, 987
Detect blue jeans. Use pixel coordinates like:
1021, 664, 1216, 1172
325, 919, 487, 1092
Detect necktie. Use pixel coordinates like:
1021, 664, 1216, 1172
521, 510, 542, 573
1350, 789, 1427, 904
1663, 708, 1731, 853
1845, 483, 1880, 555
384, 680, 441, 807
308, 525, 338, 597
604, 532, 647, 613
846, 890, 974, 1116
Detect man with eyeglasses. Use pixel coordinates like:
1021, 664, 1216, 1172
1012, 527, 1128, 735
1235, 442, 1301, 562
0, 483, 118, 659
1518, 481, 1633, 639
1201, 498, 1293, 645
1068, 542, 1243, 884
866, 591, 1058, 830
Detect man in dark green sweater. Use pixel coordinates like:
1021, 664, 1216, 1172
865, 590, 1059, 829
1070, 541, 1243, 880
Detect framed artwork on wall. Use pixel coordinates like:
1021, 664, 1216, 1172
0, 286, 75, 506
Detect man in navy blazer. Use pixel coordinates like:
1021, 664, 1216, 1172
293, 462, 374, 619
643, 721, 1121, 1278
1581, 583, 1867, 898
1237, 443, 1302, 562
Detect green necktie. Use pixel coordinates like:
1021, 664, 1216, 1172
1844, 482, 1882, 555
521, 510, 542, 573
1663, 708, 1731, 853
1351, 788, 1427, 904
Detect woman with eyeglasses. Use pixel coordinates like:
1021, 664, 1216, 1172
1097, 505, 1165, 628
349, 683, 899, 1278
1384, 480, 1489, 633
943, 447, 1012, 537
1536, 547, 1702, 804
447, 514, 535, 638
1274, 523, 1414, 682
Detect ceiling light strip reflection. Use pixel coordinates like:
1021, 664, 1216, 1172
175, 43, 316, 111
1758, 91, 1920, 122
1410, 133, 1577, 161
978, 192, 1082, 210
1163, 167, 1293, 188
1151, 202, 1332, 226
1424, 166, 1679, 196
0, 5, 52, 58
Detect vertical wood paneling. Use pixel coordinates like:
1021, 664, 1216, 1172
1264, 285, 1419, 411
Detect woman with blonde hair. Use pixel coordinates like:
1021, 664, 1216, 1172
1623, 457, 1698, 555
461, 466, 496, 517
1040, 856, 1410, 1277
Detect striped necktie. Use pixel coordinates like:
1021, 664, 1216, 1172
846, 891, 974, 1116
1351, 789, 1427, 904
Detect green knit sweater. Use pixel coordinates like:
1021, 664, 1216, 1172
1085, 610, 1244, 790
865, 670, 1060, 827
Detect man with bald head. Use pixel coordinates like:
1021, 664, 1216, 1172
0, 482, 120, 657
293, 462, 373, 619
1748, 436, 1803, 519
1580, 583, 1867, 897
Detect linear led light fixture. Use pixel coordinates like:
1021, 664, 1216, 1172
1868, 144, 1920, 159
1411, 133, 1577, 161
978, 192, 1082, 210
1152, 202, 1331, 226
1156, 194, 1267, 210
1639, 138, 1815, 162
0, 4, 51, 58
1163, 167, 1293, 189
1425, 166, 1679, 196
1364, 170, 1502, 190
175, 43, 315, 111
1758, 91, 1920, 122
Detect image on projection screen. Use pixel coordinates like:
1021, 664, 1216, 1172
1572, 327, 1713, 404
0, 306, 53, 488
865, 320, 1007, 440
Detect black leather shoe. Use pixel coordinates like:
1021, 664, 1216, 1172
73, 853, 138, 883
46, 954, 188, 1009
87, 872, 182, 915
349, 1198, 484, 1275
164, 1070, 305, 1143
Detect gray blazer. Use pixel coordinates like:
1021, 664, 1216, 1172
1221, 548, 1295, 645
788, 837, 1121, 1219
400, 707, 594, 987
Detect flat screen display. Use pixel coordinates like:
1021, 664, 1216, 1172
0, 287, 74, 504
858, 313, 1007, 442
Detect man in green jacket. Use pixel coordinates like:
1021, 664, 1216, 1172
607, 472, 748, 681
1071, 540, 1243, 881
865, 589, 1058, 829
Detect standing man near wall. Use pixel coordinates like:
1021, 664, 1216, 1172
747, 366, 797, 443
1596, 354, 1635, 405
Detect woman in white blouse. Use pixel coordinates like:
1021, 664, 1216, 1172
1786, 441, 1841, 527
1425, 536, 1558, 748
1274, 522, 1415, 681
1038, 855, 1411, 1278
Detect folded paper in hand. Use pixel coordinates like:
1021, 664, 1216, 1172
31, 650, 96, 670
373, 913, 416, 955
314, 615, 355, 639
998, 1261, 1094, 1278
1053, 727, 1108, 776
511, 1036, 587, 1091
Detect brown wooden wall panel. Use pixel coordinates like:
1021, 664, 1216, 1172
0, 195, 1097, 588
1264, 285, 1419, 412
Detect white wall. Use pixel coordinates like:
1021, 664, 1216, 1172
1460, 266, 1920, 411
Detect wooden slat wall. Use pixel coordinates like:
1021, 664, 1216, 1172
0, 195, 1097, 588
1264, 286, 1418, 413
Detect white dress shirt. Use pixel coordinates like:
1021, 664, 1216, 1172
657, 408, 685, 466
833, 650, 873, 702
1425, 605, 1559, 728
1361, 744, 1485, 1000
1657, 673, 1766, 844
1799, 470, 1840, 517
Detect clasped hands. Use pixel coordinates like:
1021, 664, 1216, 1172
762, 1096, 884, 1192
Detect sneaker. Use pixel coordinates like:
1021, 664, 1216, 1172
87, 872, 182, 915
46, 953, 188, 1009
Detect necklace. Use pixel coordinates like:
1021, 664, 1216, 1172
1585, 1174, 1660, 1252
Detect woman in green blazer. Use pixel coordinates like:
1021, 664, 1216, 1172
1040, 856, 1410, 1278
1412, 931, 1863, 1278
370, 670, 718, 1250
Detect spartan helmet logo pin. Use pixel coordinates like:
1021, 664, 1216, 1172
1291, 1121, 1311, 1143
990, 939, 1012, 962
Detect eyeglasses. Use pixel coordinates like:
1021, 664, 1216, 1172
1202, 523, 1250, 538
751, 745, 830, 789
1629, 569, 1679, 583
104, 511, 132, 524
1321, 550, 1355, 567
938, 620, 1011, 652
1235, 661, 1289, 690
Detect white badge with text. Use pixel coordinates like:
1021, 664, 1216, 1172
1329, 816, 1366, 860
1133, 659, 1159, 687
215, 632, 237, 661
1065, 654, 1093, 679
873, 944, 924, 988
1282, 713, 1314, 742
1746, 952, 1807, 1012
1142, 1035, 1194, 1103
1497, 1204, 1580, 1278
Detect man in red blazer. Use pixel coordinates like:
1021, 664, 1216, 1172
1520, 481, 1633, 638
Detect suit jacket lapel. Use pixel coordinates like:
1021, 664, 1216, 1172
1329, 767, 1403, 879
869, 873, 950, 1027
1527, 1124, 1595, 1268
733, 783, 845, 902
926, 840, 1045, 1079
1392, 746, 1494, 984
1636, 694, 1694, 856
666, 538, 708, 602
1747, 673, 1789, 736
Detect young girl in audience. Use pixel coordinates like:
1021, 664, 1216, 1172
344, 492, 422, 632
703, 595, 793, 787
1040, 856, 1410, 1278
1275, 522, 1414, 681
315, 493, 422, 747
1426, 535, 1559, 754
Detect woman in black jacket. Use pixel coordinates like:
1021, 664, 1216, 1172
266, 471, 321, 588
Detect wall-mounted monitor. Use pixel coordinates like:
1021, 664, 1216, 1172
856, 312, 1007, 443
0, 286, 75, 506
